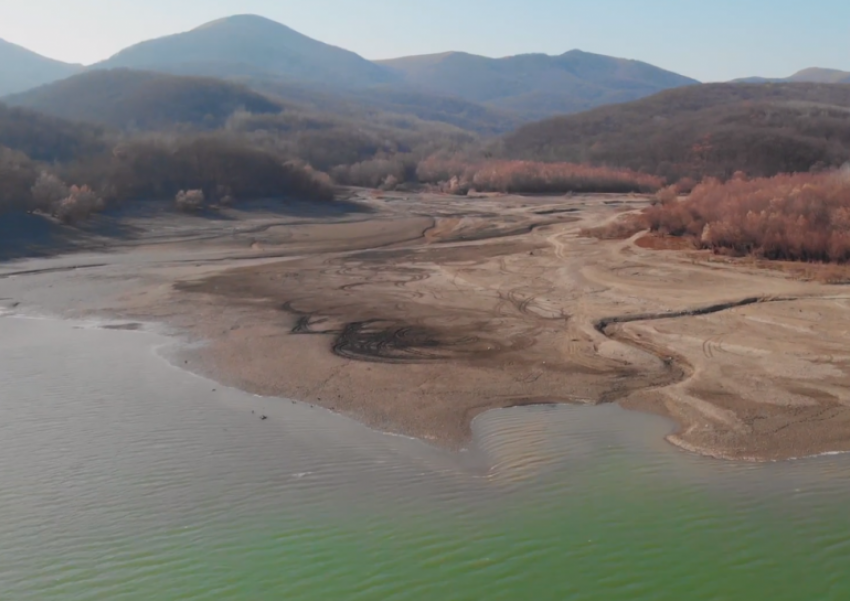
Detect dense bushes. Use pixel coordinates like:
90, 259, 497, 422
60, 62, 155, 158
0, 133, 336, 221
0, 104, 106, 162
228, 108, 477, 173
62, 135, 335, 206
644, 170, 850, 262
0, 165, 105, 224
175, 189, 206, 212
330, 157, 416, 189
53, 186, 105, 223
0, 147, 39, 212
415, 157, 663, 194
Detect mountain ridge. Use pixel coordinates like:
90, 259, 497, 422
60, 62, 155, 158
70, 15, 699, 122
91, 14, 395, 88
378, 48, 699, 119
733, 67, 850, 84
8, 14, 849, 133
4, 69, 284, 130
0, 38, 83, 96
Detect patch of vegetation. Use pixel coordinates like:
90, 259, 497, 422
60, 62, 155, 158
415, 157, 663, 194
0, 103, 106, 162
644, 170, 850, 263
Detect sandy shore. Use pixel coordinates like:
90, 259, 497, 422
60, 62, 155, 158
3, 191, 850, 461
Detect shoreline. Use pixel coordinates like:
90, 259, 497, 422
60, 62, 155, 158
3, 191, 850, 462
5, 309, 850, 466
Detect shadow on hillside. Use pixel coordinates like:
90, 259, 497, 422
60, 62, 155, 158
0, 197, 372, 262
0, 213, 95, 261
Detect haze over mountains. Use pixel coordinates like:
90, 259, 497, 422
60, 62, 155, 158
5, 70, 283, 131
379, 50, 698, 120
92, 15, 394, 89
734, 67, 850, 85
502, 83, 850, 180
1, 11, 849, 198
4, 13, 848, 133
0, 39, 83, 96
1, 14, 700, 127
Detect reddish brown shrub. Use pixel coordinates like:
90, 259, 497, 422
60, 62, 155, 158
54, 185, 104, 224
644, 170, 850, 263
416, 156, 663, 195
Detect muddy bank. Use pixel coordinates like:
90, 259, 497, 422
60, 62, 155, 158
3, 189, 850, 460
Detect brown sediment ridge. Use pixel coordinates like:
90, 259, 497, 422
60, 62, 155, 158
7, 191, 850, 461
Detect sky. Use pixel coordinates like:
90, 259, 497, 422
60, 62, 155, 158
0, 0, 848, 82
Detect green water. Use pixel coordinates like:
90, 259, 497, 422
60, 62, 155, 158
1, 316, 849, 600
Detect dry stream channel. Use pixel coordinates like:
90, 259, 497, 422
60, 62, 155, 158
2, 192, 850, 599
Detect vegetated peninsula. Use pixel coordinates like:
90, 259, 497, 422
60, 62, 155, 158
2, 14, 850, 461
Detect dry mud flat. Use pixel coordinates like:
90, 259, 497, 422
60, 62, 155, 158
5, 191, 850, 461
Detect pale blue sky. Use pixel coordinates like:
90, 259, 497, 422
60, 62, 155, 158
1, 0, 848, 81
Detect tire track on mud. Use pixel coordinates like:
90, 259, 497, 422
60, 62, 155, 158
593, 294, 850, 393
0, 264, 108, 279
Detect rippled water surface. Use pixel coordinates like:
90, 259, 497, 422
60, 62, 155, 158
2, 315, 850, 600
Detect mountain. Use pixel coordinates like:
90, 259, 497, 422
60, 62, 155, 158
244, 77, 523, 135
0, 38, 83, 96
734, 67, 850, 84
6, 69, 283, 130
91, 15, 394, 88
500, 83, 850, 180
787, 68, 850, 84
1, 16, 704, 133
378, 50, 699, 120
88, 15, 700, 124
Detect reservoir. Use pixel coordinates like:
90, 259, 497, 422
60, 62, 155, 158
2, 315, 850, 600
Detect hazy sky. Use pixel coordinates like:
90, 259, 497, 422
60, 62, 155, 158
1, 0, 848, 81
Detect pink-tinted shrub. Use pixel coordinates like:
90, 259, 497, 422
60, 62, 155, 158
645, 170, 850, 262
416, 156, 662, 195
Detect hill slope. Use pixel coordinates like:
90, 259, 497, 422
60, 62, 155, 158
6, 69, 283, 130
0, 39, 82, 96
92, 14, 395, 88
734, 67, 850, 84
500, 83, 850, 180
244, 77, 522, 135
378, 49, 699, 120
788, 68, 850, 84
0, 102, 105, 162
2, 16, 705, 132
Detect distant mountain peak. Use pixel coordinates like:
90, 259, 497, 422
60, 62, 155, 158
733, 67, 850, 85
192, 14, 297, 34
92, 14, 394, 88
0, 38, 82, 96
380, 48, 697, 119
787, 67, 850, 83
